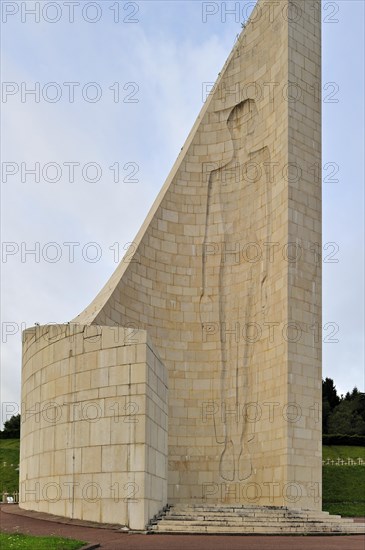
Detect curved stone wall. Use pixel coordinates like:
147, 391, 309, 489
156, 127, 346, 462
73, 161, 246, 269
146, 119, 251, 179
20, 324, 168, 529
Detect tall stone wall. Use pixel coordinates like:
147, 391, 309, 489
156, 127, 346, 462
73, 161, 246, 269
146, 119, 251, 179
20, 0, 322, 524
287, 1, 322, 506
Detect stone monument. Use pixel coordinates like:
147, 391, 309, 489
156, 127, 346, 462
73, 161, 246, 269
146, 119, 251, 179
20, 0, 326, 531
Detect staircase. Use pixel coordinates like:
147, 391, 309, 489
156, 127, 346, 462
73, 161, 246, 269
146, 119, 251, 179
148, 504, 365, 534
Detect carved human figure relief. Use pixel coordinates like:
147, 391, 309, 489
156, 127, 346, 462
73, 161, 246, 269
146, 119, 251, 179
200, 99, 272, 481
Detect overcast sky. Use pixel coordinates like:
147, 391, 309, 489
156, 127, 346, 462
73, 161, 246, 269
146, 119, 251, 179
1, 0, 364, 425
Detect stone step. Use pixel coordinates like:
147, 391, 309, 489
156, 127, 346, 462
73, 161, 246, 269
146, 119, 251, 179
153, 521, 360, 528
170, 508, 341, 519
164, 510, 345, 519
147, 504, 365, 535
150, 524, 365, 534
162, 514, 350, 523
151, 522, 365, 533
170, 504, 310, 514
158, 516, 354, 525
153, 516, 363, 525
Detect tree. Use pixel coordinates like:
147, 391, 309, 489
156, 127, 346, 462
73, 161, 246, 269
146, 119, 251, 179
322, 399, 331, 434
322, 378, 340, 410
0, 414, 21, 439
322, 379, 365, 436
349, 390, 365, 423
322, 378, 341, 435
327, 399, 365, 436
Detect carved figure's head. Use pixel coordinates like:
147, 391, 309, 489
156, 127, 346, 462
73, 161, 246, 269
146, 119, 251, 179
227, 99, 258, 153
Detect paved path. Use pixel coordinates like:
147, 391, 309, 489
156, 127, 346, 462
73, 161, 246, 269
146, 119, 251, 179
1, 505, 364, 550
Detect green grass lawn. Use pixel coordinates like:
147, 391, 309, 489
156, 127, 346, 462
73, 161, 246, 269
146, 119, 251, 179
0, 439, 19, 493
322, 445, 365, 517
1, 440, 364, 517
0, 533, 86, 549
